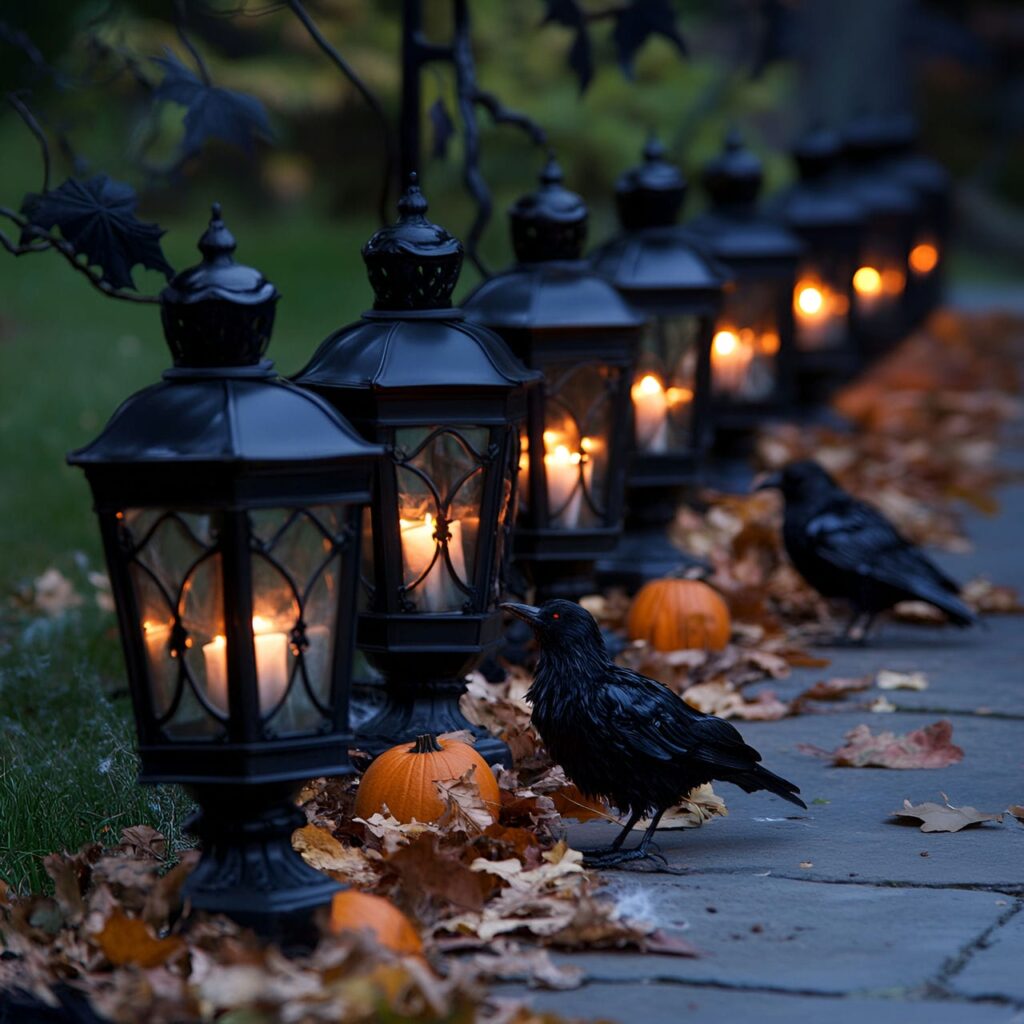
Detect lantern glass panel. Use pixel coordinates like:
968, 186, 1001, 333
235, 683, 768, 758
120, 503, 352, 741
711, 281, 782, 401
631, 314, 700, 454
792, 253, 853, 352
541, 361, 619, 530
394, 425, 488, 613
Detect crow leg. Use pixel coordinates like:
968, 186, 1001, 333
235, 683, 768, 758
582, 810, 666, 868
576, 810, 642, 859
836, 610, 870, 645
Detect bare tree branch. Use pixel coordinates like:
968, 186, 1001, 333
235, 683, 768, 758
285, 0, 394, 225
7, 93, 51, 194
175, 0, 212, 86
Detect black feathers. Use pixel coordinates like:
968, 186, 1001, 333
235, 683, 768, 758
759, 461, 976, 635
503, 600, 804, 865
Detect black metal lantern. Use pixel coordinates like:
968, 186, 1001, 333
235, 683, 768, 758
771, 127, 866, 402
590, 136, 728, 589
879, 113, 951, 325
293, 179, 539, 766
68, 206, 381, 937
841, 115, 921, 353
464, 157, 644, 599
688, 131, 804, 438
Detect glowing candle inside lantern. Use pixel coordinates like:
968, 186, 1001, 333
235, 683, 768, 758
853, 265, 883, 315
142, 619, 173, 666
711, 328, 754, 395
543, 430, 594, 528
631, 374, 669, 452
793, 278, 837, 350
909, 240, 939, 276
399, 511, 466, 612
202, 616, 291, 716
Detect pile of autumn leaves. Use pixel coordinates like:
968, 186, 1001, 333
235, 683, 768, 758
2, 311, 1023, 1023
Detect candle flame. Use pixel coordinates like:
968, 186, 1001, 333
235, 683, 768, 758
712, 330, 739, 357
633, 374, 664, 397
666, 386, 693, 405
580, 436, 596, 453
853, 266, 882, 296
795, 284, 824, 315
909, 242, 939, 274
881, 267, 905, 295
209, 634, 226, 649
760, 331, 780, 355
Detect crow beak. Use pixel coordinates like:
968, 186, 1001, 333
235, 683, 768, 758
753, 470, 783, 493
501, 602, 542, 626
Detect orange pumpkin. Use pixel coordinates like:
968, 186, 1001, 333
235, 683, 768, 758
328, 891, 423, 954
627, 578, 731, 652
353, 734, 501, 824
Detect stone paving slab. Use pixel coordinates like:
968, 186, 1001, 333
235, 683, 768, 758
495, 983, 1024, 1024
951, 907, 1024, 1003
549, 875, 1010, 994
566, 713, 1024, 888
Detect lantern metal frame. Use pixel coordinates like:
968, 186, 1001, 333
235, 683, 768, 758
464, 158, 644, 599
590, 137, 728, 590
772, 128, 866, 403
294, 179, 539, 766
689, 132, 804, 441
69, 206, 382, 938
841, 115, 921, 355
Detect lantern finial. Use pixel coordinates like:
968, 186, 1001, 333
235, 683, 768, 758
701, 128, 764, 208
361, 174, 463, 311
509, 153, 588, 263
159, 203, 280, 370
615, 133, 687, 230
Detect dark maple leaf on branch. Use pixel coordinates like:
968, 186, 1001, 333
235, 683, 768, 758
20, 175, 173, 292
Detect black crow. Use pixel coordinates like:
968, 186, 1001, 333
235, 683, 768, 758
757, 460, 976, 639
502, 600, 806, 866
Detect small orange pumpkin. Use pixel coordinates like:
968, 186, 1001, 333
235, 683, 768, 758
328, 891, 423, 954
354, 734, 501, 824
627, 578, 731, 652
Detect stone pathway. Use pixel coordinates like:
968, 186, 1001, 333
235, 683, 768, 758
495, 472, 1024, 1018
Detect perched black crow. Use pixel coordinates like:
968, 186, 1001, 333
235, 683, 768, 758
502, 600, 806, 866
757, 460, 976, 639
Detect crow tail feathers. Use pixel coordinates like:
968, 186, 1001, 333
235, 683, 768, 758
730, 765, 807, 809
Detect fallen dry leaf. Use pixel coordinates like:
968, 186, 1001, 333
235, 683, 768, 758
793, 676, 872, 704
434, 767, 495, 834
892, 795, 1005, 832
870, 697, 897, 714
94, 910, 185, 967
683, 678, 789, 721
800, 720, 964, 769
32, 567, 83, 616
876, 669, 929, 691
293, 824, 382, 888
634, 784, 728, 830
962, 577, 1024, 614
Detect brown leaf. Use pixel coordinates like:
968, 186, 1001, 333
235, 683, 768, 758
118, 824, 167, 859
32, 568, 83, 616
802, 720, 964, 769
1008, 805, 1024, 824
634, 783, 728, 830
547, 784, 611, 823
962, 577, 1024, 614
683, 679, 789, 721
292, 824, 382, 888
892, 795, 1004, 832
386, 832, 494, 914
95, 910, 185, 967
794, 676, 871, 703
434, 767, 494, 834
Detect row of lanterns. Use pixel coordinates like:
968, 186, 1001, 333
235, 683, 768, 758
69, 116, 949, 934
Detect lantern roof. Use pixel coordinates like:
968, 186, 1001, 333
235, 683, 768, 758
591, 225, 729, 300
614, 135, 688, 230
294, 312, 540, 393
362, 175, 463, 311
71, 205, 381, 473
464, 258, 645, 331
509, 156, 589, 263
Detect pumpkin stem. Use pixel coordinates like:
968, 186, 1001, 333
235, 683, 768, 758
411, 733, 444, 754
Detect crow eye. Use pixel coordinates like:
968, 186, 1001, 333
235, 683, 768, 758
552, 612, 560, 619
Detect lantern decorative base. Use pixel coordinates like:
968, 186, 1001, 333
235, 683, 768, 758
355, 678, 512, 768
183, 784, 339, 944
595, 527, 710, 594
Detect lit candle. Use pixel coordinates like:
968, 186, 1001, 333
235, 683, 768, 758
201, 616, 291, 716
853, 265, 883, 316
909, 240, 939, 276
142, 619, 173, 667
631, 374, 669, 452
399, 511, 466, 612
711, 328, 753, 396
793, 278, 834, 350
542, 430, 594, 528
